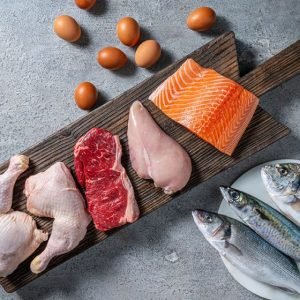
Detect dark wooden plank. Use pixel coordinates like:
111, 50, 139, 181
0, 32, 291, 293
239, 39, 300, 96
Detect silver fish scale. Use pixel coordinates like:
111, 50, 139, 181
250, 197, 300, 261
224, 218, 300, 294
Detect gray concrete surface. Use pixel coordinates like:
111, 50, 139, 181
0, 0, 299, 299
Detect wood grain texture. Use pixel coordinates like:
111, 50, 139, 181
0, 32, 292, 293
239, 39, 300, 95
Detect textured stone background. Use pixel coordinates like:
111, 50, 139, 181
0, 0, 299, 299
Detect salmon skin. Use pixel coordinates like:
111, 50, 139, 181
149, 59, 259, 156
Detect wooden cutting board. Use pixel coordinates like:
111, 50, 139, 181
1, 32, 299, 293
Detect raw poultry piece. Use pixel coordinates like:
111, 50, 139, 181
127, 101, 192, 194
0, 155, 29, 213
0, 210, 48, 277
193, 210, 300, 295
25, 162, 91, 274
149, 58, 259, 156
74, 128, 139, 231
261, 163, 300, 227
0, 155, 48, 277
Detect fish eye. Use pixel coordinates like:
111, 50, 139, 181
205, 215, 212, 223
229, 190, 240, 200
278, 166, 288, 176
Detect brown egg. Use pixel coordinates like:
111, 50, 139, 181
74, 0, 96, 10
186, 7, 216, 31
97, 47, 127, 70
54, 15, 81, 42
74, 82, 98, 110
116, 17, 140, 47
135, 40, 161, 68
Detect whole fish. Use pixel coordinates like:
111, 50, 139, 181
192, 209, 300, 294
261, 163, 300, 227
220, 186, 300, 268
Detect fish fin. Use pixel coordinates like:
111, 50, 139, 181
224, 241, 242, 256
291, 200, 300, 211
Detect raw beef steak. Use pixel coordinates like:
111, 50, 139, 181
74, 128, 139, 231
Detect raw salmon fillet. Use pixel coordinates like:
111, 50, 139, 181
149, 59, 259, 155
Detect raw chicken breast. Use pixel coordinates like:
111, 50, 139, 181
0, 155, 48, 277
25, 162, 91, 274
127, 101, 192, 194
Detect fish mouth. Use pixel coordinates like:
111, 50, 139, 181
192, 210, 224, 237
192, 210, 205, 223
261, 166, 272, 178
192, 210, 205, 233
192, 209, 211, 230
261, 166, 280, 190
219, 186, 232, 203
261, 167, 271, 186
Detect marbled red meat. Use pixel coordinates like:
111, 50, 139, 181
74, 128, 139, 231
